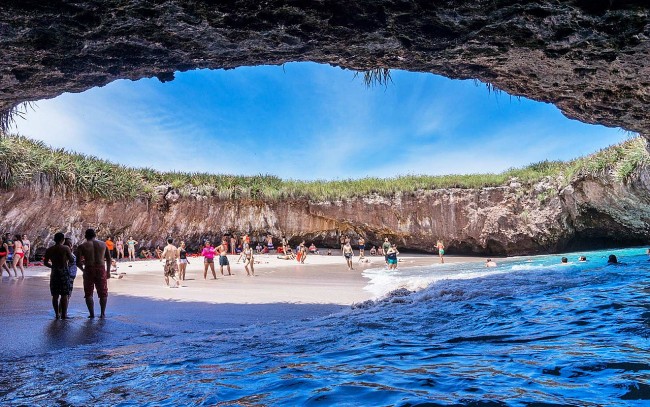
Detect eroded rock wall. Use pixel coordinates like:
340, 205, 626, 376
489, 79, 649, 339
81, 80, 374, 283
2, 170, 648, 256
1, 1, 649, 135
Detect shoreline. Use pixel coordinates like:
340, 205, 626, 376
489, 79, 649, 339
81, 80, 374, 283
0, 252, 484, 359
25, 251, 488, 305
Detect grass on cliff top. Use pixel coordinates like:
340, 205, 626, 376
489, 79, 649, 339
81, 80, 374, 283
0, 134, 647, 201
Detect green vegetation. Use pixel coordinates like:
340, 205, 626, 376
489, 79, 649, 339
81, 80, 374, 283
0, 133, 647, 202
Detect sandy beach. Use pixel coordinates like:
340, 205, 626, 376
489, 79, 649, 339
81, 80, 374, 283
24, 250, 486, 305
0, 251, 484, 358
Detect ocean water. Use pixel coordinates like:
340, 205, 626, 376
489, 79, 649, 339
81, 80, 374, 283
2, 247, 650, 406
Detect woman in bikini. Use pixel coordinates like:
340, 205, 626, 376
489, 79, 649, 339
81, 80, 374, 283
115, 236, 125, 261
386, 244, 400, 270
201, 241, 217, 279
243, 245, 254, 276
436, 240, 445, 264
178, 241, 189, 281
11, 234, 25, 277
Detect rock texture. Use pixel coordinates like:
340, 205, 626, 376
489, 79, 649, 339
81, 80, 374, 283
2, 168, 649, 256
1, 1, 650, 135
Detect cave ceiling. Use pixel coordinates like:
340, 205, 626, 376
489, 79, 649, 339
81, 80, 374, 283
1, 1, 649, 135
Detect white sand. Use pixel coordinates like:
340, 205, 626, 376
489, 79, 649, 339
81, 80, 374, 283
28, 251, 485, 306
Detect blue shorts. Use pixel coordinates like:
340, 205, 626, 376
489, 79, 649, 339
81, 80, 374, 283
219, 256, 229, 266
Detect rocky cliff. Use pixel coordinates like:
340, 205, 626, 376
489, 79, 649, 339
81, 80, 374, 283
1, 1, 650, 136
2, 168, 649, 256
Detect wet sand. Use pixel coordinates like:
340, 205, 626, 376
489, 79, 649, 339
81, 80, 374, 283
0, 252, 483, 358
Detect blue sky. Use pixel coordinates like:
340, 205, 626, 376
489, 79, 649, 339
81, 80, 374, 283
15, 62, 629, 180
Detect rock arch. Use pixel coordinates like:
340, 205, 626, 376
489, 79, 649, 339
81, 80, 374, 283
1, 1, 649, 135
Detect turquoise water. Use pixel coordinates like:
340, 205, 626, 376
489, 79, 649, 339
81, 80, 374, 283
2, 247, 650, 405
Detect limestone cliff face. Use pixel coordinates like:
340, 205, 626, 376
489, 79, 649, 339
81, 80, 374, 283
1, 170, 648, 256
1, 1, 650, 136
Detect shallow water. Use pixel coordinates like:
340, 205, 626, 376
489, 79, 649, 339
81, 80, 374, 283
2, 248, 650, 406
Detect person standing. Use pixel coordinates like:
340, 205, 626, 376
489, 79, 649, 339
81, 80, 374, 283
4, 233, 14, 271
0, 236, 10, 276
11, 234, 25, 278
243, 245, 255, 276
343, 241, 354, 270
178, 241, 189, 281
382, 237, 391, 266
298, 241, 308, 264
266, 234, 274, 252
358, 237, 365, 259
76, 228, 111, 318
201, 241, 217, 279
436, 240, 445, 264
63, 238, 77, 304
115, 236, 124, 261
105, 237, 115, 259
44, 233, 74, 319
386, 244, 399, 270
161, 237, 180, 287
218, 240, 232, 276
126, 236, 138, 261
230, 235, 237, 255
22, 234, 30, 266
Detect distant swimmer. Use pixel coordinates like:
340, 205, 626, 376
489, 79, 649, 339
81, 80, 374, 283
485, 259, 497, 267
578, 256, 587, 262
607, 254, 621, 265
76, 228, 111, 318
561, 257, 568, 264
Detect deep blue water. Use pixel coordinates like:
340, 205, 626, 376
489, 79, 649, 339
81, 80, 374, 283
2, 248, 650, 406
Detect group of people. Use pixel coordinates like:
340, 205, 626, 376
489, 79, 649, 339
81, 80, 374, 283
103, 236, 140, 261
199, 239, 254, 280
0, 233, 31, 278
43, 229, 109, 319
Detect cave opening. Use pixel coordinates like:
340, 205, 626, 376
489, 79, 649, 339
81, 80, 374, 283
11, 62, 630, 181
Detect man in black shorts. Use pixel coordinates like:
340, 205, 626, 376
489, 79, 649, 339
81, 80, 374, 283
218, 240, 232, 276
43, 232, 74, 319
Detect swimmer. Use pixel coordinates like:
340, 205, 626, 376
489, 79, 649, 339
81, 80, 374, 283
486, 259, 497, 267
578, 256, 587, 262
561, 257, 568, 264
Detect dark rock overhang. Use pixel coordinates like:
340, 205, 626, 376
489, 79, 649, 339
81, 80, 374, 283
1, 1, 649, 135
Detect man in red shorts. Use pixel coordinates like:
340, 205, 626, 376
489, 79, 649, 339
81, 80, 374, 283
76, 228, 111, 318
